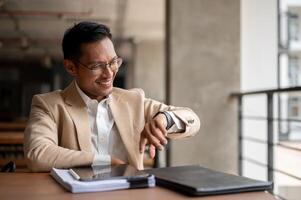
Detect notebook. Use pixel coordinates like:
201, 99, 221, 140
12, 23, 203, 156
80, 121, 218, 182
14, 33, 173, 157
50, 165, 155, 193
144, 165, 273, 196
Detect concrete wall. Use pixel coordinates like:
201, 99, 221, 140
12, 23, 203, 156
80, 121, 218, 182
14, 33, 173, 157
134, 40, 165, 102
168, 0, 240, 173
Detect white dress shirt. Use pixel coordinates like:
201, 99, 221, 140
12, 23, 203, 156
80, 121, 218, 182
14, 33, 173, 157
75, 82, 184, 166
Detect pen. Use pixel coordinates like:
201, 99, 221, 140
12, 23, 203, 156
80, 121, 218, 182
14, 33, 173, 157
69, 169, 80, 180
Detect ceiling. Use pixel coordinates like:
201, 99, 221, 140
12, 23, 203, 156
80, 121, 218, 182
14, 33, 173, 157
0, 0, 164, 60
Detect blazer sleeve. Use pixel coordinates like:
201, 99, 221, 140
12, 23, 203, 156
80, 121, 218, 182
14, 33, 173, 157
24, 95, 94, 172
140, 89, 201, 139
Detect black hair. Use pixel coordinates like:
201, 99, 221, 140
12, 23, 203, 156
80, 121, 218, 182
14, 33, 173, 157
62, 21, 112, 59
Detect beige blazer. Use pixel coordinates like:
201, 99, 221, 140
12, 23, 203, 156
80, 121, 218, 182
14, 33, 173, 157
24, 81, 200, 172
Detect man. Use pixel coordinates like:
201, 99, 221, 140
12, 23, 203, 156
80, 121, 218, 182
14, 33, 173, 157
24, 22, 200, 172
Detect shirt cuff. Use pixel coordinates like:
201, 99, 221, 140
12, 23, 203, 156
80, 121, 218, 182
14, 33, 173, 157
166, 111, 185, 133
92, 154, 111, 166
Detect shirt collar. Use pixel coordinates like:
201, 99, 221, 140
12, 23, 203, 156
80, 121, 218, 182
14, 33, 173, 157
75, 81, 111, 107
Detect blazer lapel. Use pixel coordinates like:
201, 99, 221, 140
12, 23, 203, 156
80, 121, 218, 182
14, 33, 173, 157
62, 81, 92, 152
109, 90, 138, 166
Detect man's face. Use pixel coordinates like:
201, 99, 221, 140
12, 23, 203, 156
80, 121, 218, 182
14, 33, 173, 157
72, 38, 118, 101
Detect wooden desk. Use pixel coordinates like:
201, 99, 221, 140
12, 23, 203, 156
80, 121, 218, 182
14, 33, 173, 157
0, 173, 276, 200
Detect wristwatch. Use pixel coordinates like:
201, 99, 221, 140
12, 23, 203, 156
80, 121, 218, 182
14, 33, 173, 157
153, 111, 175, 130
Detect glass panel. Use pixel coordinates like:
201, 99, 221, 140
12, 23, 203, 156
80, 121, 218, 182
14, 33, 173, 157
242, 160, 267, 181
275, 171, 301, 200
242, 140, 267, 166
243, 119, 267, 142
275, 144, 301, 182
242, 95, 267, 117
277, 93, 301, 141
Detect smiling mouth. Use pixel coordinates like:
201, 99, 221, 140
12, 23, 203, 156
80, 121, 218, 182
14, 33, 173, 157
96, 79, 112, 87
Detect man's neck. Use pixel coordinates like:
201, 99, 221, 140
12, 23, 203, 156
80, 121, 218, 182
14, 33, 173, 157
74, 81, 107, 103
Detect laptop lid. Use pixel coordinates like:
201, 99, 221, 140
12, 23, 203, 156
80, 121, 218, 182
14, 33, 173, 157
144, 165, 273, 196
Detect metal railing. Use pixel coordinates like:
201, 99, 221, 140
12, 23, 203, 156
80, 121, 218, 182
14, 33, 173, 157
232, 86, 301, 185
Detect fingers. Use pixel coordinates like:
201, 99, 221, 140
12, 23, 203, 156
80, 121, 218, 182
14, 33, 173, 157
139, 135, 147, 153
140, 117, 168, 155
140, 139, 156, 159
150, 121, 167, 146
148, 144, 156, 159
145, 124, 164, 150
154, 119, 168, 143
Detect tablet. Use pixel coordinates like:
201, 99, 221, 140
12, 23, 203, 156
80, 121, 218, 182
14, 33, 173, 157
71, 164, 150, 182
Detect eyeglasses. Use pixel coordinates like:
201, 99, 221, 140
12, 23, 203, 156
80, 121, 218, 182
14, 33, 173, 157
74, 57, 123, 73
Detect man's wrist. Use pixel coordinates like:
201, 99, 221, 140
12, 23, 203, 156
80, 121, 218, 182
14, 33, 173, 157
154, 111, 175, 130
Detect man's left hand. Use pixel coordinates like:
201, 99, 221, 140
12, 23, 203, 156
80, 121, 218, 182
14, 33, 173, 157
139, 113, 168, 158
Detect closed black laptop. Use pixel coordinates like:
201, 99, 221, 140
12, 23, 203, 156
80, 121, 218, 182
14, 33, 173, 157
144, 165, 273, 196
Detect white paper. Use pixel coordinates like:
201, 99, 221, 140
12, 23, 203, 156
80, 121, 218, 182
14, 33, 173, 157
50, 168, 155, 193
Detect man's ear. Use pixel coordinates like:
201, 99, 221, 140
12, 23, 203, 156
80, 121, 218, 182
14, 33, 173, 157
64, 59, 78, 77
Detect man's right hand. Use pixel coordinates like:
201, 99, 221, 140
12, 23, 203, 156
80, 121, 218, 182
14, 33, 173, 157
111, 157, 126, 166
139, 113, 168, 159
